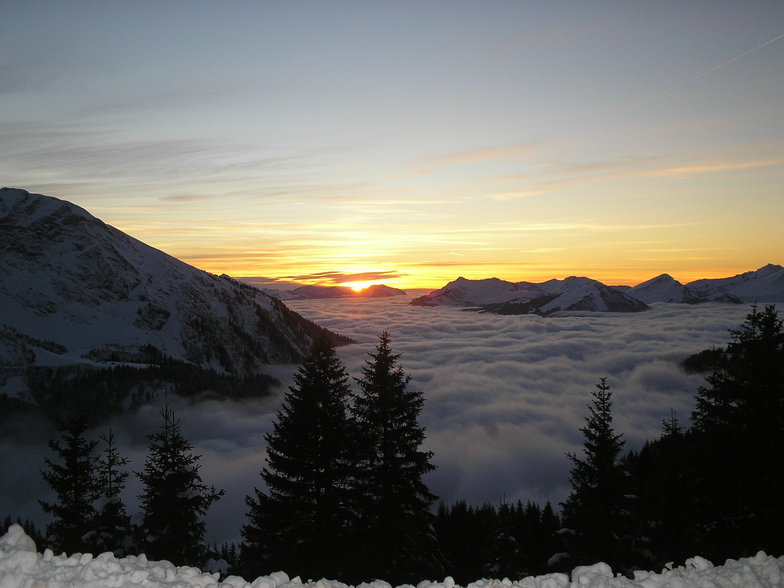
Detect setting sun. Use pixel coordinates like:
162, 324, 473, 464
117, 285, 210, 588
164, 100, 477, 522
344, 281, 377, 292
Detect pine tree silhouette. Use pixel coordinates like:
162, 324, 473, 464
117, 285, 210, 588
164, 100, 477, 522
691, 304, 784, 558
39, 419, 98, 554
241, 336, 357, 581
561, 378, 626, 568
351, 331, 443, 584
137, 406, 223, 567
86, 428, 134, 556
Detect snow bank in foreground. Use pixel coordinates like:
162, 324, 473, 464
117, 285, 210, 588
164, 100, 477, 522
1, 526, 783, 588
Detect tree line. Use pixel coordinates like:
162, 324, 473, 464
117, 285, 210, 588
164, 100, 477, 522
27, 305, 784, 582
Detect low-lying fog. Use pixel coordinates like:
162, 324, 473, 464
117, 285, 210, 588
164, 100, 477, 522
1, 295, 763, 547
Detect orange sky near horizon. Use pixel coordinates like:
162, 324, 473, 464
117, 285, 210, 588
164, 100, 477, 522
2, 3, 782, 290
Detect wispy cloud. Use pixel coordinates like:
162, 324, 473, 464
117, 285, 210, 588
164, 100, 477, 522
480, 152, 783, 200
485, 187, 556, 201
640, 157, 784, 179
430, 144, 540, 166
277, 270, 405, 286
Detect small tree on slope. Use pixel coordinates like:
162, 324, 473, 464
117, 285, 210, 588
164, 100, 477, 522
241, 336, 357, 581
351, 331, 443, 584
86, 428, 134, 556
137, 407, 224, 567
39, 419, 97, 554
561, 377, 627, 569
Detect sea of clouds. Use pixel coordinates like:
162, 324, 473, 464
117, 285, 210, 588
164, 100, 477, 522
0, 295, 768, 548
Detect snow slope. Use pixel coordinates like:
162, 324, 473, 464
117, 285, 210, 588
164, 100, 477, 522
1, 526, 783, 588
0, 188, 345, 379
687, 264, 784, 303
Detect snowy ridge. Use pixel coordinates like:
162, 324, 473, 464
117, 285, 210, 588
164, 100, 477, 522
410, 277, 549, 308
687, 264, 784, 303
2, 526, 783, 588
411, 277, 648, 316
627, 274, 698, 304
411, 265, 784, 313
0, 188, 345, 380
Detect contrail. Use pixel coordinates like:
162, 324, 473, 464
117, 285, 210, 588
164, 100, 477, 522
635, 31, 784, 107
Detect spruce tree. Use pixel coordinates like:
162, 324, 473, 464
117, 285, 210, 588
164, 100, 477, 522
351, 331, 442, 584
137, 406, 224, 567
39, 419, 98, 554
626, 410, 693, 568
560, 377, 626, 568
86, 428, 134, 556
241, 336, 356, 581
691, 304, 784, 558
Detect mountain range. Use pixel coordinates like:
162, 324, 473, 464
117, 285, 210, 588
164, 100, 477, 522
0, 188, 350, 417
410, 265, 784, 316
2, 187, 781, 415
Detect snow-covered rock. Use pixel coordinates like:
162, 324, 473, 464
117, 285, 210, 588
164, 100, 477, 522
0, 188, 348, 379
2, 525, 783, 588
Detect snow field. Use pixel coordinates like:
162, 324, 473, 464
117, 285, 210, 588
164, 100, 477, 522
1, 526, 782, 588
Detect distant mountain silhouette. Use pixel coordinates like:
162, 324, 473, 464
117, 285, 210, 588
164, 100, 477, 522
282, 284, 406, 300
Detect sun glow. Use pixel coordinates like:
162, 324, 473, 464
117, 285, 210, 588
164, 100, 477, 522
344, 280, 378, 292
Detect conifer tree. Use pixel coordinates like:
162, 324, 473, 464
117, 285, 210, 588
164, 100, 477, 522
691, 303, 784, 558
241, 336, 356, 581
561, 378, 626, 568
137, 406, 224, 567
628, 409, 693, 568
39, 419, 98, 554
86, 428, 134, 556
351, 331, 442, 584
487, 501, 524, 579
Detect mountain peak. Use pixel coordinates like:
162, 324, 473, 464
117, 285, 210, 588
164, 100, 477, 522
0, 189, 350, 382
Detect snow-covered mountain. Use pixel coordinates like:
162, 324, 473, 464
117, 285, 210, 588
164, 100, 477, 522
623, 265, 784, 304
0, 188, 349, 382
410, 276, 648, 316
410, 277, 547, 307
686, 264, 784, 303
627, 274, 700, 304
411, 265, 784, 314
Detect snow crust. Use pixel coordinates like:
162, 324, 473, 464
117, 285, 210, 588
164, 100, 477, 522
2, 525, 782, 588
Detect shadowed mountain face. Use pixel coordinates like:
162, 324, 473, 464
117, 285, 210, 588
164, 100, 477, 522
0, 188, 350, 380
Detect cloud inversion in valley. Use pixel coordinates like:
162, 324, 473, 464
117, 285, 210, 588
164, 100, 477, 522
0, 297, 761, 546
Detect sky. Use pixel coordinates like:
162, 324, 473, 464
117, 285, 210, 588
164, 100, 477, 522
1, 1, 783, 289
0, 296, 759, 546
